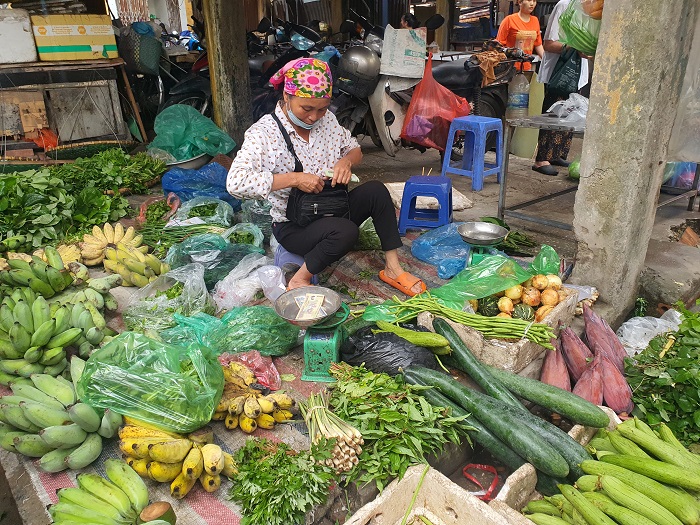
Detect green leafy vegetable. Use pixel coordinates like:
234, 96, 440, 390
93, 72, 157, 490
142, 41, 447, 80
187, 203, 219, 219
144, 200, 172, 225
228, 438, 336, 525
228, 230, 255, 245
626, 302, 700, 447
328, 363, 469, 492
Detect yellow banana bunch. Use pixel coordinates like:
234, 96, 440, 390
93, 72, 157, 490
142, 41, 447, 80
80, 223, 144, 266
33, 244, 82, 266
102, 241, 168, 288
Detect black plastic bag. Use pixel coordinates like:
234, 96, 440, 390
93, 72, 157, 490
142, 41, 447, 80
341, 325, 439, 376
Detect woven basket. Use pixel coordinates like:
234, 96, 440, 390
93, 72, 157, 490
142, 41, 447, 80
118, 28, 163, 76
45, 140, 138, 160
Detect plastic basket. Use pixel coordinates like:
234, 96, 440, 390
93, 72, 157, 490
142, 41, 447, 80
118, 29, 163, 76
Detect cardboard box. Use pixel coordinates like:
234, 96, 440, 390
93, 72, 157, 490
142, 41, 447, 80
0, 91, 47, 136
419, 287, 579, 374
31, 15, 117, 61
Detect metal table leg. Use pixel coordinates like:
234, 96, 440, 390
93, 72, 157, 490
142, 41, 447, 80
497, 122, 513, 220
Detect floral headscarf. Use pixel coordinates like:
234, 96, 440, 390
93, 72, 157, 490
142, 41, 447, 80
269, 57, 332, 98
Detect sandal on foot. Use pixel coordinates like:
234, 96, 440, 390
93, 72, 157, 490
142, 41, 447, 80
379, 270, 427, 297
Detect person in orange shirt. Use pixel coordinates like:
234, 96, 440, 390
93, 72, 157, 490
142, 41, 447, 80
496, 0, 544, 71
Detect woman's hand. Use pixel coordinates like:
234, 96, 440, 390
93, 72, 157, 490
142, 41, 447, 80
330, 158, 353, 187
296, 172, 325, 193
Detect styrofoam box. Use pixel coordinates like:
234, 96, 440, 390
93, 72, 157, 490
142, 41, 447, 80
419, 287, 578, 374
345, 465, 532, 525
0, 9, 38, 63
494, 406, 620, 512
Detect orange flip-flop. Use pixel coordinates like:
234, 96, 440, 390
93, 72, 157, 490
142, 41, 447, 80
379, 270, 427, 297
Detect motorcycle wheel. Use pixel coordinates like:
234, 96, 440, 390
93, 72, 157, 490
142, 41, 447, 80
450, 91, 506, 161
159, 92, 211, 117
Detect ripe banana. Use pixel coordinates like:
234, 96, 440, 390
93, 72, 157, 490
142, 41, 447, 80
65, 432, 103, 469
126, 455, 150, 478
39, 423, 88, 449
38, 445, 76, 472
97, 409, 123, 439
211, 411, 227, 421
239, 414, 257, 434
105, 457, 149, 514
118, 424, 182, 441
182, 445, 204, 480
76, 471, 134, 519
273, 409, 294, 423
221, 451, 238, 478
227, 395, 246, 416
170, 471, 197, 499
268, 392, 296, 409
30, 373, 75, 407
243, 396, 262, 419
68, 402, 102, 433
199, 471, 221, 493
120, 437, 169, 459
224, 413, 239, 430
256, 413, 275, 430
201, 443, 225, 475
148, 438, 193, 464
257, 396, 277, 414
13, 433, 56, 457
148, 460, 184, 482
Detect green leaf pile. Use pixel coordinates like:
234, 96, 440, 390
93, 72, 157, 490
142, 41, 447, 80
625, 302, 700, 447
228, 438, 336, 525
328, 364, 468, 492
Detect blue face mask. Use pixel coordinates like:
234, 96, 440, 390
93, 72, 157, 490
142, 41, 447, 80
286, 107, 319, 130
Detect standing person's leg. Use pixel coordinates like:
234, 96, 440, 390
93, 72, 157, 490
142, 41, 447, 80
348, 180, 426, 296
534, 88, 569, 174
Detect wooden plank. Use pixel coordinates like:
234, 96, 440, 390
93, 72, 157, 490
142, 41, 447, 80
0, 91, 48, 135
0, 58, 124, 73
679, 227, 700, 247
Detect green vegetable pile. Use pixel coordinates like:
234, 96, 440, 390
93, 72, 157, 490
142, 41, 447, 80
139, 224, 227, 259
626, 302, 700, 448
228, 230, 255, 245
187, 203, 219, 219
228, 438, 336, 525
328, 363, 469, 491
480, 217, 537, 256
144, 200, 172, 225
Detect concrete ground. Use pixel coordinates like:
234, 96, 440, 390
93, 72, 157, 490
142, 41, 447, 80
354, 136, 700, 314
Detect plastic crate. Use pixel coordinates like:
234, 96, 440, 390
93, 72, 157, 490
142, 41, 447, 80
345, 465, 530, 525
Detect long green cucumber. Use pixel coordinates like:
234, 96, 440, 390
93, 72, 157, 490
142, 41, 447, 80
599, 475, 683, 525
526, 513, 572, 525
406, 366, 569, 478
583, 492, 659, 525
524, 500, 565, 517
600, 454, 700, 492
580, 459, 700, 525
559, 484, 617, 525
617, 425, 700, 470
432, 318, 525, 410
608, 430, 651, 458
403, 369, 526, 472
484, 364, 610, 428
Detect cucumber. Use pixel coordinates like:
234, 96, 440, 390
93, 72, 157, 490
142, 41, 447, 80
405, 365, 569, 478
608, 430, 651, 458
403, 369, 527, 472
526, 513, 571, 525
432, 318, 525, 411
524, 500, 564, 517
484, 364, 610, 428
559, 484, 617, 525
583, 492, 659, 525
600, 454, 700, 492
598, 475, 683, 525
580, 459, 700, 525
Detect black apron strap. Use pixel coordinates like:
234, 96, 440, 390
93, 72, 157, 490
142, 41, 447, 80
271, 112, 304, 173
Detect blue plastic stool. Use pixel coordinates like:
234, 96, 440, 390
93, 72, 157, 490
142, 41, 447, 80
274, 244, 318, 284
397, 176, 453, 235
442, 115, 503, 191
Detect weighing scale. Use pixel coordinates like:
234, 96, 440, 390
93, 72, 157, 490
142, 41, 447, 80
458, 222, 509, 266
301, 303, 350, 382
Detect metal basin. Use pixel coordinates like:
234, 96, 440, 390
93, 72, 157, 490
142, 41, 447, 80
165, 152, 212, 170
458, 222, 508, 246
274, 286, 342, 329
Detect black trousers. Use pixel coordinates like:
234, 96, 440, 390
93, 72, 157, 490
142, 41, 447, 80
535, 87, 573, 163
272, 180, 403, 275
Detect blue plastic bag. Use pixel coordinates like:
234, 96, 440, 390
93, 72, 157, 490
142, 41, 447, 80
410, 223, 473, 279
162, 162, 241, 210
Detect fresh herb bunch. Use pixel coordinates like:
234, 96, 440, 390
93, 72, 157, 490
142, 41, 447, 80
51, 148, 166, 194
479, 216, 537, 255
144, 200, 172, 225
625, 302, 700, 447
139, 223, 227, 259
229, 438, 336, 525
328, 363, 468, 491
155, 281, 183, 300
228, 230, 255, 245
187, 203, 219, 219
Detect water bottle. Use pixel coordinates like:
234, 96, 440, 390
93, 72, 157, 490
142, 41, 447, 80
506, 72, 530, 120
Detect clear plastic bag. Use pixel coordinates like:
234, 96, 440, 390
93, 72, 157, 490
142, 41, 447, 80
122, 263, 216, 334
616, 310, 683, 357
353, 218, 382, 251
400, 54, 471, 151
171, 196, 234, 227
147, 104, 236, 161
218, 350, 282, 390
241, 200, 273, 244
221, 222, 264, 248
558, 0, 601, 56
77, 332, 224, 433
162, 162, 242, 210
547, 93, 589, 124
256, 265, 287, 303
165, 234, 265, 290
212, 253, 271, 311
203, 306, 300, 357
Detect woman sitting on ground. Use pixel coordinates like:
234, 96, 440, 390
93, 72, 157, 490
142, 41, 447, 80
226, 57, 426, 296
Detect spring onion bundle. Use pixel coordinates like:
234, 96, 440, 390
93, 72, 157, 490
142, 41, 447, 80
300, 392, 363, 473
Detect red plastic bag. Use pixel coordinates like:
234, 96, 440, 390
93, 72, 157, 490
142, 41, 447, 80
218, 350, 282, 390
135, 192, 181, 226
400, 54, 471, 152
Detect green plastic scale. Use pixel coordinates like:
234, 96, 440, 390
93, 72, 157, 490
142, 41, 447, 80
301, 303, 350, 383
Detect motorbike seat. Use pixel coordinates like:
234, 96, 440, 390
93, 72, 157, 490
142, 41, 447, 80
431, 58, 470, 91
